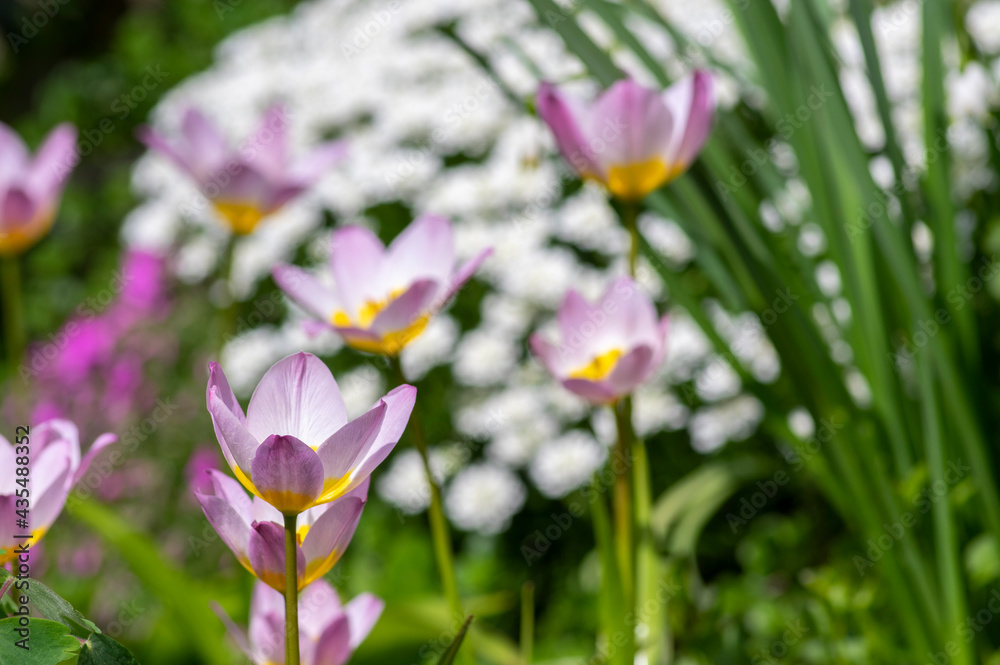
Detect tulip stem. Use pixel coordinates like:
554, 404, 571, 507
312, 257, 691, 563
283, 514, 301, 665
389, 357, 470, 664
612, 398, 636, 621
0, 255, 25, 371
217, 235, 238, 353
623, 203, 639, 277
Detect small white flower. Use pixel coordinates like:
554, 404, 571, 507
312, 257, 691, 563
445, 464, 526, 535
529, 430, 607, 499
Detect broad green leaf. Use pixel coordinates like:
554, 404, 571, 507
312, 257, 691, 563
0, 617, 80, 665
78, 633, 142, 665
20, 576, 100, 639
436, 616, 473, 665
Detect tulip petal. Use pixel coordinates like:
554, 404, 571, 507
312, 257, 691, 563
0, 435, 14, 495
1, 187, 37, 228
27, 123, 77, 198
298, 579, 342, 637
348, 385, 416, 486
208, 386, 259, 482
592, 78, 675, 169
195, 493, 253, 570
313, 616, 352, 665
316, 401, 387, 484
180, 108, 230, 177
211, 602, 260, 665
289, 140, 348, 184
249, 520, 304, 592
529, 333, 564, 377
331, 226, 386, 314
248, 582, 286, 664
251, 435, 325, 514
136, 126, 195, 174
385, 214, 454, 288
607, 345, 655, 394
301, 496, 365, 585
0, 122, 29, 184
561, 378, 618, 405
537, 82, 601, 177
599, 276, 660, 348
435, 247, 493, 310
73, 432, 117, 486
370, 279, 438, 336
344, 593, 385, 649
273, 264, 340, 321
32, 464, 72, 534
249, 105, 288, 180
245, 352, 348, 446
663, 70, 715, 169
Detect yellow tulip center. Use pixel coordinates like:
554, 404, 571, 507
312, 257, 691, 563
568, 348, 624, 381
330, 287, 431, 355
605, 158, 685, 201
213, 200, 269, 235
0, 211, 55, 256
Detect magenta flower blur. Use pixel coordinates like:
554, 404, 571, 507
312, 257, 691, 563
0, 419, 116, 565
196, 470, 368, 592
139, 106, 345, 235
23, 249, 174, 433
0, 122, 77, 255
273, 214, 491, 355
217, 579, 383, 665
537, 71, 714, 201
530, 277, 669, 405
207, 352, 415, 515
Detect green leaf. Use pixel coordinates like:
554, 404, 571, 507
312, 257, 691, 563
67, 499, 231, 665
651, 456, 771, 557
78, 633, 142, 665
23, 577, 101, 639
0, 617, 81, 665
436, 616, 473, 665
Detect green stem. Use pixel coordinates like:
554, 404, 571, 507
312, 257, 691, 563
1, 255, 25, 370
623, 203, 639, 276
612, 399, 635, 618
389, 357, 470, 664
283, 514, 301, 665
520, 581, 534, 665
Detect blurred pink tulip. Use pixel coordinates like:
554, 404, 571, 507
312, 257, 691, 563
537, 71, 715, 201
196, 470, 368, 592
216, 579, 383, 665
0, 122, 77, 255
0, 419, 115, 565
207, 352, 415, 514
273, 214, 491, 355
139, 106, 345, 234
530, 276, 669, 404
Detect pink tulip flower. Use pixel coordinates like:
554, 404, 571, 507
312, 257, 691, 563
530, 277, 669, 404
0, 419, 116, 565
536, 71, 714, 201
273, 214, 491, 355
207, 352, 415, 515
216, 578, 383, 665
139, 106, 345, 235
0, 122, 77, 255
195, 470, 368, 592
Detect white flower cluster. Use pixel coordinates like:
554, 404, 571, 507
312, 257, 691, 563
124, 0, 787, 534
